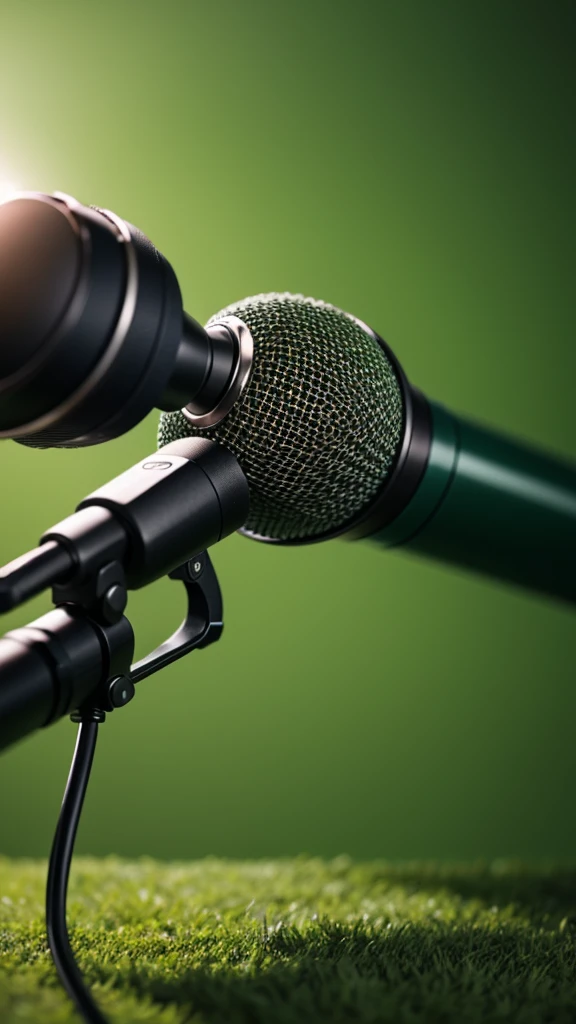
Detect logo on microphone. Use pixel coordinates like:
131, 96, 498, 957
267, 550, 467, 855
142, 461, 172, 471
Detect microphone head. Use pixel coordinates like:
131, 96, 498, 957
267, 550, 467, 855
158, 293, 404, 542
0, 192, 184, 448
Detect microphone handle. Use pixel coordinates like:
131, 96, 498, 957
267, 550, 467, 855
373, 401, 576, 604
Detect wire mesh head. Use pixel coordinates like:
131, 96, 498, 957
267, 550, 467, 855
158, 293, 404, 541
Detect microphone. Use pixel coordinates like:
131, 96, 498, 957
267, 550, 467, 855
0, 192, 573, 602
158, 293, 576, 605
0, 192, 252, 447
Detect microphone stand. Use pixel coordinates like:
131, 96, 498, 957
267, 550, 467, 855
1, 548, 224, 1024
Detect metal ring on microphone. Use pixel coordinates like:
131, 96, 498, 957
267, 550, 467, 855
182, 315, 254, 429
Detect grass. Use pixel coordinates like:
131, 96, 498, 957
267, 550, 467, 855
1, 857, 576, 1023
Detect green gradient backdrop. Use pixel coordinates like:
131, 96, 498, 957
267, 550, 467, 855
0, 0, 574, 861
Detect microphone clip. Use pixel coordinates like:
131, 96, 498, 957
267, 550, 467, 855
131, 550, 223, 684
70, 549, 224, 721
0, 549, 224, 747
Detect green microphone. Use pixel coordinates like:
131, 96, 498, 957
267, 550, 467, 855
158, 292, 576, 605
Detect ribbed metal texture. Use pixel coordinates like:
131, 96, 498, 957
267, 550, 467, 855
158, 293, 404, 541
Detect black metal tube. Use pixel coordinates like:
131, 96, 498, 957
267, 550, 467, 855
0, 607, 133, 753
0, 541, 74, 612
159, 311, 212, 411
0, 635, 55, 750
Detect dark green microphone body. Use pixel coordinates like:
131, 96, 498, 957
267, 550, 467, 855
372, 403, 576, 601
159, 293, 576, 605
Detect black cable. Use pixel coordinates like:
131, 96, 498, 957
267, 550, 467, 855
46, 717, 110, 1024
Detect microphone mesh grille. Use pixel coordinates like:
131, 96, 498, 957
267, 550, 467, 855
158, 293, 403, 541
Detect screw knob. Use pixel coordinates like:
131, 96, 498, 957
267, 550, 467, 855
108, 676, 135, 709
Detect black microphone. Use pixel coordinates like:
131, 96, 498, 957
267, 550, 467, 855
0, 192, 252, 447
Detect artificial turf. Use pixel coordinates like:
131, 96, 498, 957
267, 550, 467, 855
1, 856, 576, 1023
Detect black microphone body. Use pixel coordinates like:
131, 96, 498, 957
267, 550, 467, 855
0, 192, 248, 447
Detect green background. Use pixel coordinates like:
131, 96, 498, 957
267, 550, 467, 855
0, 0, 574, 862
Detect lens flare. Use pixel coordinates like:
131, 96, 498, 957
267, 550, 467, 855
0, 180, 21, 204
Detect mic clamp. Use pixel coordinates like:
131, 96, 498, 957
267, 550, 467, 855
1, 548, 223, 743
0, 436, 248, 751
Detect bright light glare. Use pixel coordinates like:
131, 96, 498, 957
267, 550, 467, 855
0, 180, 22, 203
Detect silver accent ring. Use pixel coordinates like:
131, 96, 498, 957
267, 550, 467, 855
182, 315, 254, 429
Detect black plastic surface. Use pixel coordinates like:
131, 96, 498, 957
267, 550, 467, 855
160, 312, 211, 411
0, 541, 74, 612
0, 196, 126, 435
0, 607, 134, 752
77, 438, 249, 588
0, 198, 82, 378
